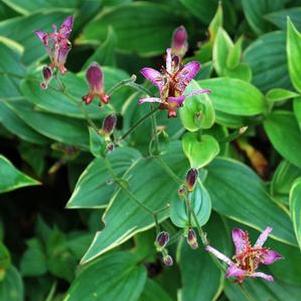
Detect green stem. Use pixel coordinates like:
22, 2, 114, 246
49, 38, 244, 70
118, 107, 159, 141
184, 195, 192, 227
107, 75, 137, 96
155, 156, 183, 185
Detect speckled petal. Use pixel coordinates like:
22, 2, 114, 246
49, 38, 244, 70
262, 250, 283, 265
59, 16, 74, 38
138, 97, 162, 104
205, 245, 233, 265
254, 227, 272, 247
250, 272, 274, 282
185, 89, 211, 98
35, 31, 47, 44
166, 48, 172, 73
168, 96, 185, 107
140, 67, 164, 92
232, 228, 250, 255
226, 264, 246, 278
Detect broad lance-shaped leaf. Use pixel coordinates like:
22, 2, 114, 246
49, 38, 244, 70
138, 279, 173, 301
287, 19, 301, 93
244, 31, 291, 93
5, 100, 89, 149
170, 181, 212, 228
198, 78, 266, 116
81, 142, 188, 263
81, 2, 184, 56
64, 252, 146, 301
21, 67, 129, 119
67, 147, 142, 209
0, 37, 25, 99
178, 213, 228, 301
205, 158, 297, 246
264, 111, 301, 169
290, 179, 301, 251
0, 155, 39, 193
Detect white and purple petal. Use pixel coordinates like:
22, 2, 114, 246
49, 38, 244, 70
262, 250, 283, 265
35, 31, 47, 44
232, 228, 250, 255
205, 245, 233, 265
86, 63, 103, 91
140, 67, 164, 92
165, 48, 172, 73
176, 61, 200, 84
185, 88, 211, 98
254, 227, 272, 247
250, 272, 274, 282
59, 16, 74, 38
138, 97, 162, 105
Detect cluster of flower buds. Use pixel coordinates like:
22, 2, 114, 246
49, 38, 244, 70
82, 63, 110, 106
35, 16, 74, 89
155, 231, 173, 267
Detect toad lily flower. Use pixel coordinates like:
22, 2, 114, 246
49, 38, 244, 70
205, 227, 283, 283
35, 16, 73, 75
139, 49, 210, 118
82, 63, 110, 105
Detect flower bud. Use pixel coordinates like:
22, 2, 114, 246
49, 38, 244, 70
162, 254, 173, 266
185, 168, 198, 191
106, 142, 114, 153
178, 184, 187, 198
187, 228, 198, 249
171, 26, 188, 58
40, 66, 52, 89
155, 231, 170, 249
102, 114, 117, 136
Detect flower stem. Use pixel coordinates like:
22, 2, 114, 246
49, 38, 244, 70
118, 107, 159, 142
107, 75, 137, 96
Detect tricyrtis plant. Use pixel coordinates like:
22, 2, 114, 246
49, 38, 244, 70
1, 1, 301, 301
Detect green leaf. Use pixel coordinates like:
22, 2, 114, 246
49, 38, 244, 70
241, 0, 284, 35
205, 158, 297, 246
179, 0, 219, 24
0, 37, 25, 99
81, 142, 188, 263
138, 279, 172, 301
266, 88, 299, 103
21, 67, 128, 118
178, 213, 227, 301
180, 80, 215, 132
264, 111, 301, 169
64, 252, 147, 301
88, 127, 106, 158
0, 11, 70, 65
170, 181, 211, 228
266, 7, 301, 31
223, 63, 252, 82
208, 2, 223, 42
0, 155, 39, 193
271, 160, 301, 203
81, 2, 184, 56
290, 178, 301, 251
198, 78, 266, 116
0, 266, 23, 301
5, 99, 89, 149
0, 242, 10, 270
0, 102, 49, 145
287, 19, 301, 93
20, 239, 47, 277
67, 147, 141, 209
84, 27, 117, 68
226, 36, 243, 69
182, 133, 220, 169
1, 0, 79, 14
213, 28, 233, 76
244, 31, 291, 92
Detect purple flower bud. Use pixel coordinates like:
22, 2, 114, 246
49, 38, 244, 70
102, 114, 117, 136
155, 231, 170, 249
185, 168, 198, 191
187, 228, 198, 249
40, 66, 53, 89
162, 254, 173, 266
171, 26, 188, 57
83, 63, 110, 105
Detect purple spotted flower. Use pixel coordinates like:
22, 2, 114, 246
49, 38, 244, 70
206, 227, 283, 283
35, 16, 73, 75
82, 63, 110, 105
171, 26, 188, 58
139, 49, 210, 118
